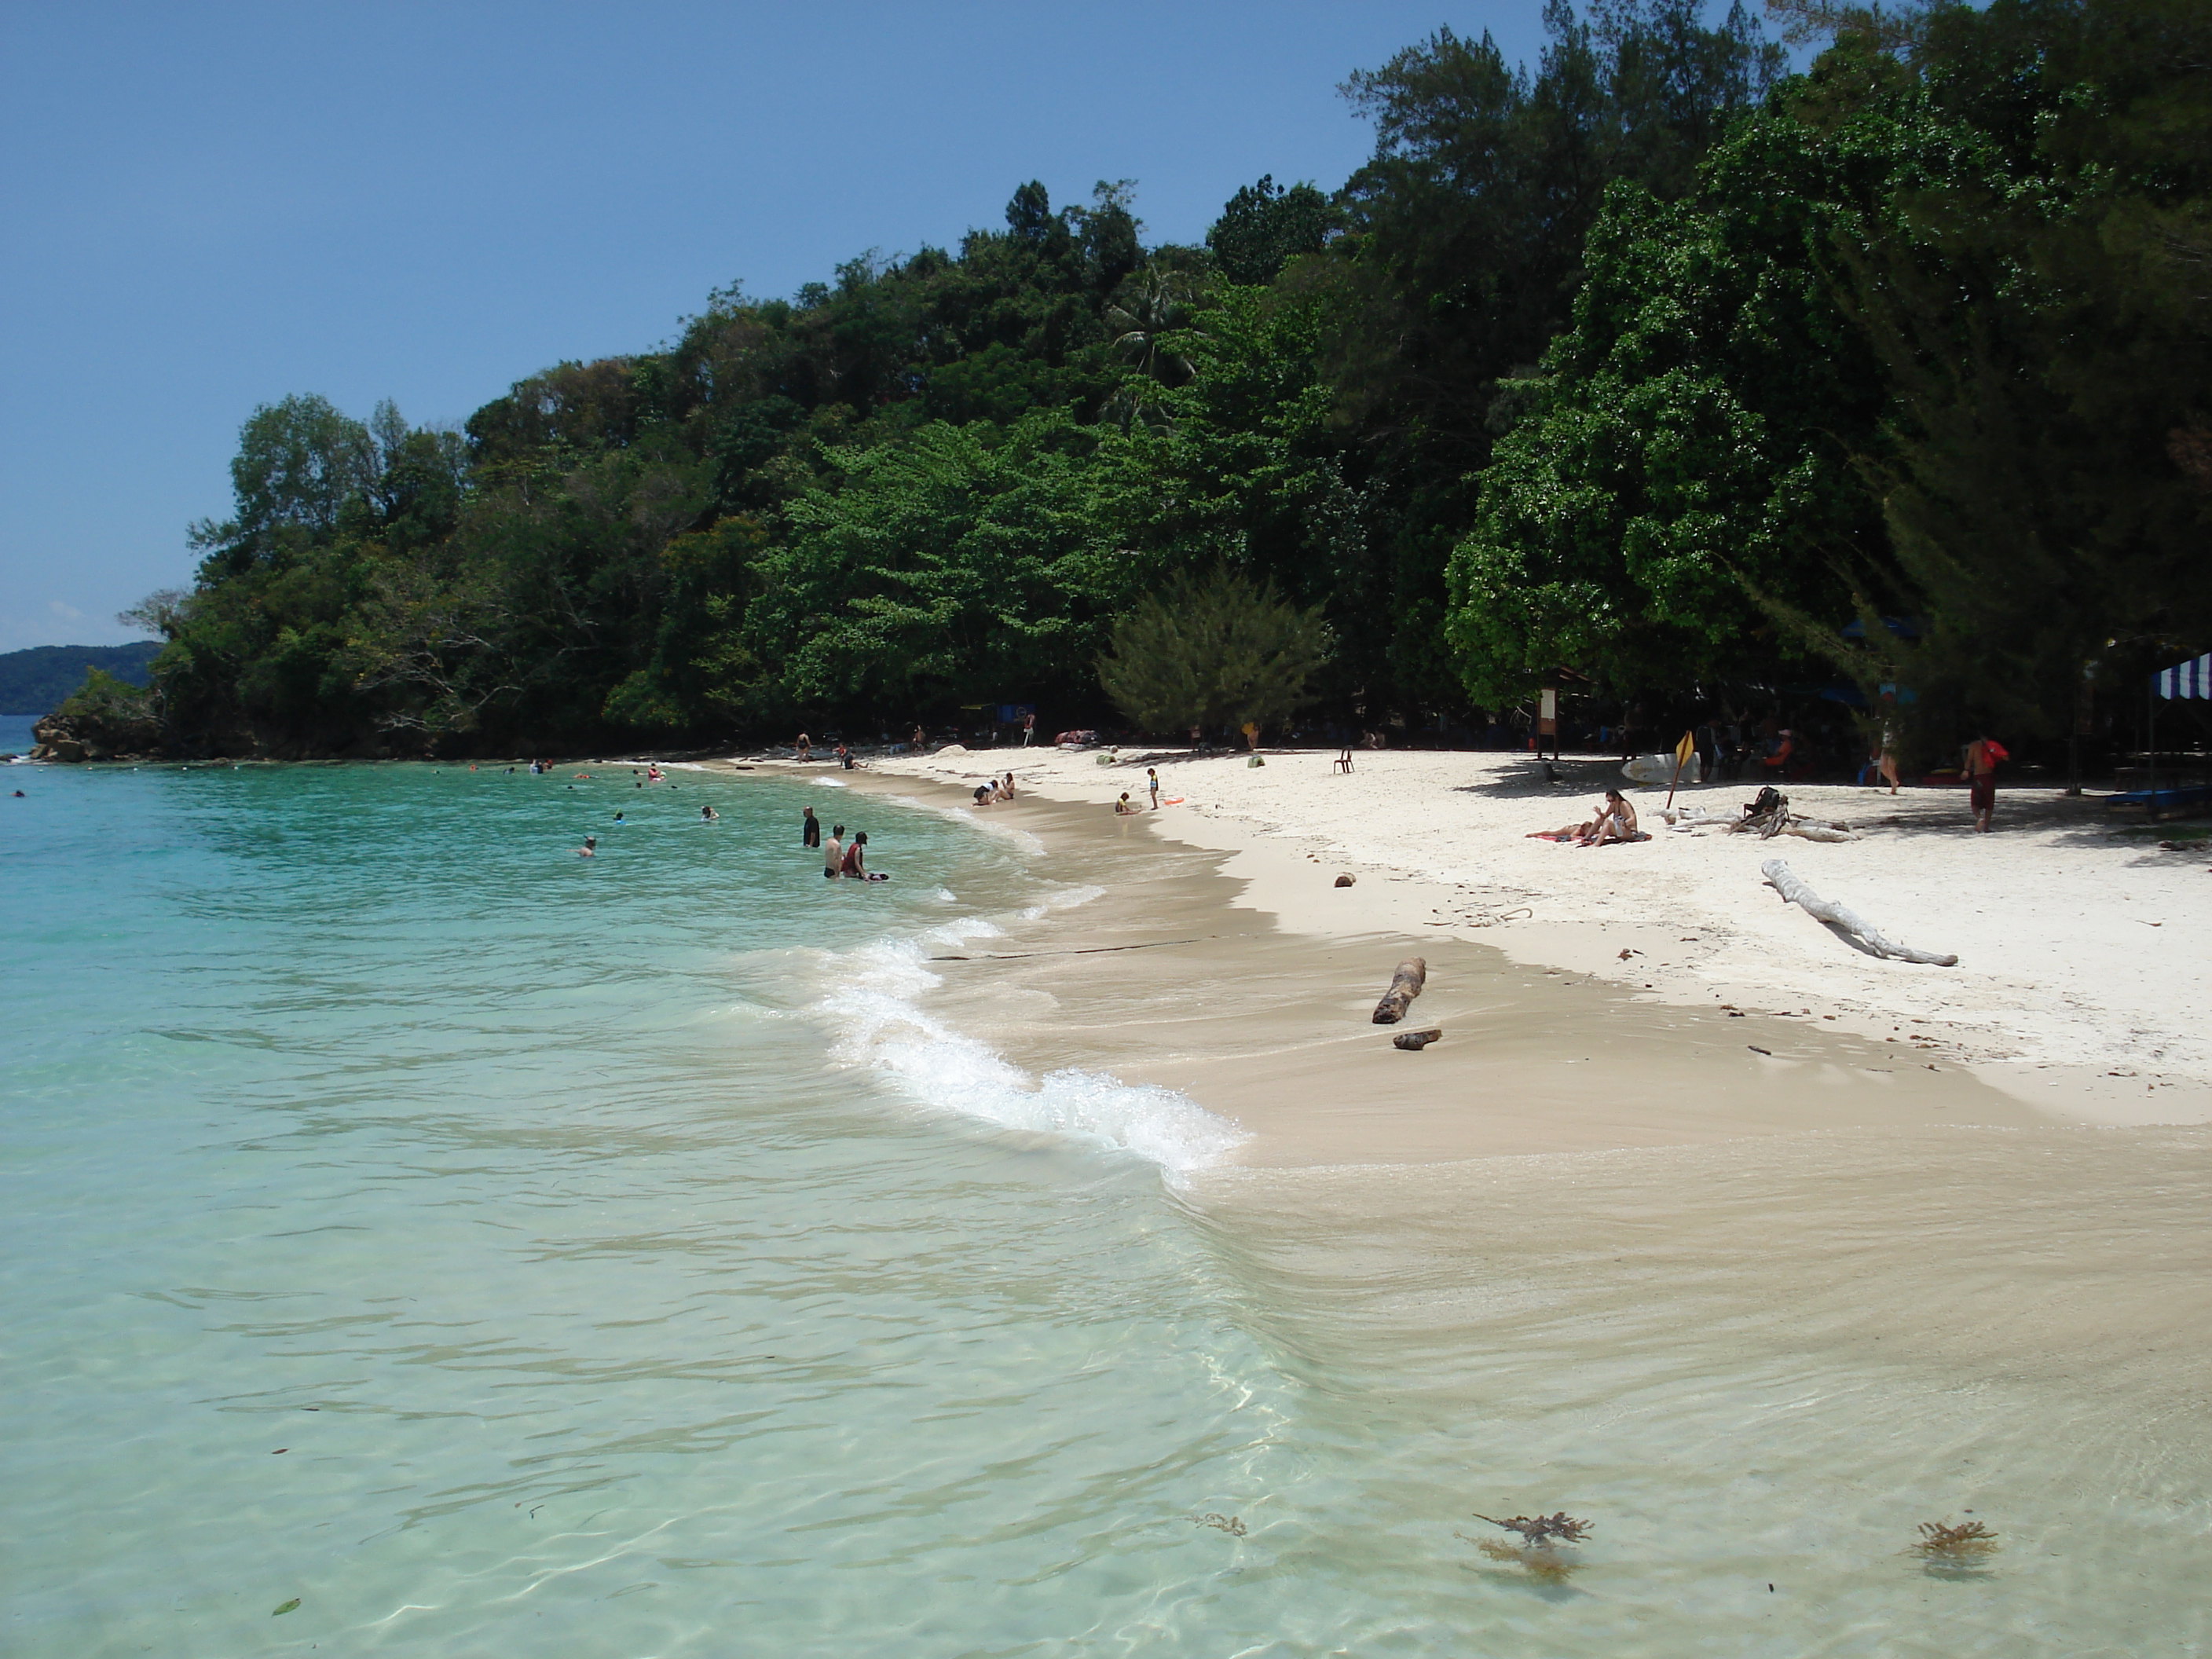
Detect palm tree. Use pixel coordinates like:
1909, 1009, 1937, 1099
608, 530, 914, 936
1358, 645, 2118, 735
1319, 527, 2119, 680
1104, 272, 1196, 384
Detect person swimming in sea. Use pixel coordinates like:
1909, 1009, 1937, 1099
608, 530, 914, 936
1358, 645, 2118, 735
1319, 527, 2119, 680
840, 830, 888, 880
578, 835, 597, 858
701, 804, 718, 821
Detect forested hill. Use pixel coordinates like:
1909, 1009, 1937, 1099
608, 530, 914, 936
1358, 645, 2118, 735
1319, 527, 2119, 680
0, 643, 159, 714
108, 0, 2210, 764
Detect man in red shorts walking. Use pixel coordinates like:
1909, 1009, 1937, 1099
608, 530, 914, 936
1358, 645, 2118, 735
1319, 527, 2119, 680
1963, 731, 2006, 833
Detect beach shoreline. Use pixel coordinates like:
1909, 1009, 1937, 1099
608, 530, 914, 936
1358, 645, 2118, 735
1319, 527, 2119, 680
714, 745, 2212, 1166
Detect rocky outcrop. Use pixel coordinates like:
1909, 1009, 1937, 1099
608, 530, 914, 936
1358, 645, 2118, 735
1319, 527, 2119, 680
31, 705, 165, 762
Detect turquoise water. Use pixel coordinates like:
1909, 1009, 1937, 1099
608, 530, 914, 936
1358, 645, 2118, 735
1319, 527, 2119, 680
5, 762, 2208, 1656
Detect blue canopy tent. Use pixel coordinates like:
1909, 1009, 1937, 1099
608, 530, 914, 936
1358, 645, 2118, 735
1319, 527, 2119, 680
2112, 653, 2212, 815
2158, 653, 2211, 701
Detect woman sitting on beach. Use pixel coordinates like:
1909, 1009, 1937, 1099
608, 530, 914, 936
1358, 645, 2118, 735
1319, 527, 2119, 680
1528, 790, 1639, 845
994, 772, 1016, 801
1585, 788, 1639, 847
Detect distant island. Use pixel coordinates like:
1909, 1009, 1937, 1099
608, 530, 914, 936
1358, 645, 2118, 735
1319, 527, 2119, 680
0, 642, 159, 716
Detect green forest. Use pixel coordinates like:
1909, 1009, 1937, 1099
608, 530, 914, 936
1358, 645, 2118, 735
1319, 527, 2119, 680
90, 0, 2211, 766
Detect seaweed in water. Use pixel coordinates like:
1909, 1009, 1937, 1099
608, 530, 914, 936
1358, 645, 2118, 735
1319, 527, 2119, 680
1912, 1519, 1998, 1563
1462, 1512, 1593, 1584
1190, 1512, 1247, 1537
1472, 1511, 1592, 1546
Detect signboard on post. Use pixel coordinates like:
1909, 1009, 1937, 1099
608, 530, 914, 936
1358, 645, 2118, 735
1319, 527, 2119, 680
1666, 730, 1696, 808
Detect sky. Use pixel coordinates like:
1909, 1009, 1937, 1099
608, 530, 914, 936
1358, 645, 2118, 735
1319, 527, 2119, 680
0, 1, 1566, 651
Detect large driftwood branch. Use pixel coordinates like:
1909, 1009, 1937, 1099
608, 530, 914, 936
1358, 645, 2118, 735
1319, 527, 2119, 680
1372, 958, 1428, 1024
1761, 859, 1957, 966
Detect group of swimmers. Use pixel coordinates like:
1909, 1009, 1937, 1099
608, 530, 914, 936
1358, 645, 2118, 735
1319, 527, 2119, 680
800, 804, 887, 881
573, 768, 713, 855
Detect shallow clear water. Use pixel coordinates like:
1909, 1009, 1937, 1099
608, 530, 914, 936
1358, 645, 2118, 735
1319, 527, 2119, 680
4, 762, 2207, 1656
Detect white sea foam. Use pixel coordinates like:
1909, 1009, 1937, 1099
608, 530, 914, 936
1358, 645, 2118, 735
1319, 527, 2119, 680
811, 922, 1246, 1179
884, 792, 1048, 855
1020, 883, 1104, 921
811, 776, 849, 787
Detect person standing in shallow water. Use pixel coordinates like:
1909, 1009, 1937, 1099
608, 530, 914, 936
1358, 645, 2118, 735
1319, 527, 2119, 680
802, 805, 821, 848
822, 824, 844, 879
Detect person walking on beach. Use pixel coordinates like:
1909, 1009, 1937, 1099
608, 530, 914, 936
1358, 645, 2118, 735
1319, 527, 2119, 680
1964, 732, 2005, 833
822, 824, 844, 878
1873, 720, 1902, 794
1147, 767, 1161, 809
795, 732, 811, 761
1021, 712, 1035, 746
802, 805, 821, 848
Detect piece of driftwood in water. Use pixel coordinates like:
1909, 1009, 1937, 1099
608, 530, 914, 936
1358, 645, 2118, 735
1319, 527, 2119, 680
1372, 958, 1428, 1023
1393, 1028, 1442, 1050
1761, 859, 1958, 965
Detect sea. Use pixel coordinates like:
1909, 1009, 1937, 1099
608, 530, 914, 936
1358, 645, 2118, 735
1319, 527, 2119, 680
4, 758, 2207, 1657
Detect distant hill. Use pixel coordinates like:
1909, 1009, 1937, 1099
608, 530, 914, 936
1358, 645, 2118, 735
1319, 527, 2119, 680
0, 642, 162, 714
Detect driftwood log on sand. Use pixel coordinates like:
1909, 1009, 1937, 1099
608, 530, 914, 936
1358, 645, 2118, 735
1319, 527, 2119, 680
1761, 859, 1958, 966
1372, 958, 1429, 1024
1393, 1028, 1443, 1050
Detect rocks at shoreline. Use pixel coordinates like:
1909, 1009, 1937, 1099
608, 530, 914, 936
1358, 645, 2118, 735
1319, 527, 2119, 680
31, 706, 163, 763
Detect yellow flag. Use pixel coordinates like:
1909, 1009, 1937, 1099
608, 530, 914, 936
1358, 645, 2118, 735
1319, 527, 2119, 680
1675, 730, 1695, 767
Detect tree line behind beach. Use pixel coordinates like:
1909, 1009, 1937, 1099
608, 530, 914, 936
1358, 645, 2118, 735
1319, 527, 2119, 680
81, 0, 2211, 765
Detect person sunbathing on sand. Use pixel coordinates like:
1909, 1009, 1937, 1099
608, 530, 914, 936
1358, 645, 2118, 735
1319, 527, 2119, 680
1527, 790, 1637, 845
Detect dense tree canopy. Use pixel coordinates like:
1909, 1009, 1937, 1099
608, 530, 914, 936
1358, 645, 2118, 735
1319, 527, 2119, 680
117, 0, 2207, 764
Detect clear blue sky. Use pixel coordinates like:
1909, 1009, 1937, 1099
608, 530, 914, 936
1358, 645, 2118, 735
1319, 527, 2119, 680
0, 1, 1564, 650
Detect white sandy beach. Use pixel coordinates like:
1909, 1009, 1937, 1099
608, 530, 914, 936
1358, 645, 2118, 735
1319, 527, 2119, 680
844, 744, 2212, 1130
